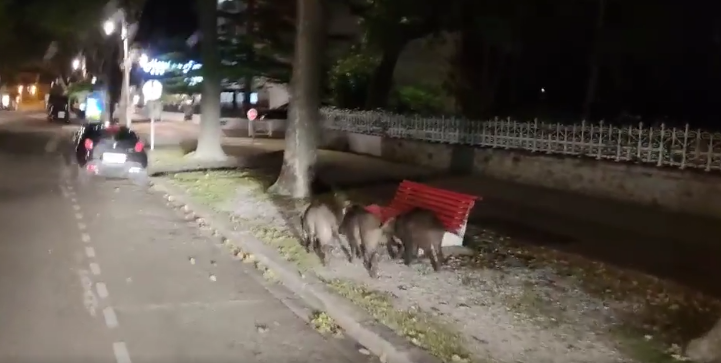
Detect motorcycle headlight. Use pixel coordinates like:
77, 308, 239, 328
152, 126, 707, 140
1, 95, 9, 107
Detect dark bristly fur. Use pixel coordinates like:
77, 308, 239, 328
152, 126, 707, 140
382, 207, 445, 272
339, 204, 386, 278
299, 201, 342, 266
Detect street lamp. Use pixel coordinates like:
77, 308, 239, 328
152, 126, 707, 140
72, 58, 81, 70
103, 13, 131, 127
103, 20, 115, 36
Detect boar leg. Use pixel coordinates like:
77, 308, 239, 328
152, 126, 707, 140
402, 239, 418, 266
337, 234, 354, 263
427, 244, 441, 272
300, 232, 312, 253
363, 250, 379, 278
387, 236, 403, 259
350, 229, 363, 260
318, 243, 333, 266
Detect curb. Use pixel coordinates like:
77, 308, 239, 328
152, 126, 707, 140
150, 179, 442, 363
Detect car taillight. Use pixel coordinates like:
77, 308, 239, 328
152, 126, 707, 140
134, 141, 144, 152
84, 139, 93, 150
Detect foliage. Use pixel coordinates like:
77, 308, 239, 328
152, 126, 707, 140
328, 51, 378, 108
217, 0, 295, 83
391, 85, 447, 115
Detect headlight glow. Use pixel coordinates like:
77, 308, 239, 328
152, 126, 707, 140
1, 95, 9, 107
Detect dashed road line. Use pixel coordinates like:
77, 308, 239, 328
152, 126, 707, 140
96, 282, 109, 299
112, 342, 132, 363
103, 307, 119, 328
62, 182, 129, 362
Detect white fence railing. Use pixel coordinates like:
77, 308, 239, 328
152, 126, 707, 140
321, 109, 721, 171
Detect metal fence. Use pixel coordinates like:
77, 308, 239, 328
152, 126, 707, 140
321, 108, 721, 171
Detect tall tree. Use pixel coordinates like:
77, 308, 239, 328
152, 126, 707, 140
345, 0, 444, 109
268, 0, 327, 198
217, 0, 295, 84
192, 0, 227, 161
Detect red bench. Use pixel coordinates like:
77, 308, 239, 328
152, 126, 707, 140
364, 180, 480, 247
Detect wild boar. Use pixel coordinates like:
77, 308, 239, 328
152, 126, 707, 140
382, 208, 445, 271
339, 203, 387, 278
299, 201, 342, 266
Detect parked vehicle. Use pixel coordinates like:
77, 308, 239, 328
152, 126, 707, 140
68, 123, 148, 182
258, 103, 289, 120
0, 93, 17, 110
47, 95, 70, 123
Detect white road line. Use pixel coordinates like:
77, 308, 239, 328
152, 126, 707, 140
112, 342, 132, 363
70, 197, 77, 203
96, 282, 109, 299
89, 263, 101, 275
73, 204, 81, 211
81, 233, 91, 243
85, 246, 95, 258
75, 212, 83, 220
78, 222, 87, 231
103, 307, 118, 328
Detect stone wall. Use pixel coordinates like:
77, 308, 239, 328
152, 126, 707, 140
326, 132, 721, 219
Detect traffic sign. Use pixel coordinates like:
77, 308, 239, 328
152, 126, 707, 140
247, 108, 258, 121
142, 80, 163, 101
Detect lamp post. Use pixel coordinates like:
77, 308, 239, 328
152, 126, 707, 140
103, 14, 131, 127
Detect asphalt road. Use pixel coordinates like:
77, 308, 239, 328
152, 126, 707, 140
0, 114, 374, 363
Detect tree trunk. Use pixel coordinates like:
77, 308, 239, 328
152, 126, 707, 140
192, 0, 227, 161
365, 43, 403, 110
581, 0, 606, 120
268, 0, 326, 198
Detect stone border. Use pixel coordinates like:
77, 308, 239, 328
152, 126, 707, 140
149, 179, 442, 363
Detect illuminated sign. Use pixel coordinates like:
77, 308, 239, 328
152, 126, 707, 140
138, 56, 202, 76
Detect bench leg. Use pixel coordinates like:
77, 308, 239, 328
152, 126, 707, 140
441, 232, 463, 247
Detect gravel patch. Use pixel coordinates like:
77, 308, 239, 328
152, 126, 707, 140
163, 170, 721, 363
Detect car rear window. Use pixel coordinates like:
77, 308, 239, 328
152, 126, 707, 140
83, 125, 137, 141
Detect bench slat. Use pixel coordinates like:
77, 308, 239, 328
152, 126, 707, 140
388, 182, 476, 231
369, 180, 479, 234
398, 180, 477, 198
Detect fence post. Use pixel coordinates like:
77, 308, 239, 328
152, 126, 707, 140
532, 118, 538, 152
706, 133, 713, 172
681, 124, 689, 169
596, 121, 603, 160
657, 123, 665, 167
646, 125, 653, 163
616, 127, 622, 161
636, 122, 643, 160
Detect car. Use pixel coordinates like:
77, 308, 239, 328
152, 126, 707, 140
47, 95, 70, 123
258, 103, 289, 120
256, 102, 331, 120
0, 93, 17, 110
68, 123, 148, 182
